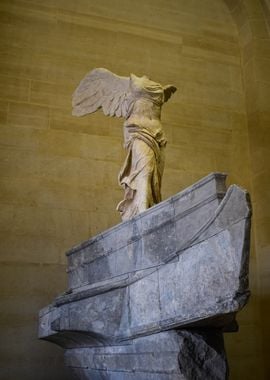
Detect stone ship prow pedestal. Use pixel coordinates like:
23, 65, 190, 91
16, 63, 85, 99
39, 173, 251, 379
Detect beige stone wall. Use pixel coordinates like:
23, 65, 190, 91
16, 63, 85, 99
0, 0, 268, 379
225, 0, 270, 378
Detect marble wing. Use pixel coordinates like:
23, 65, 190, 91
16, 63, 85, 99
72, 68, 133, 118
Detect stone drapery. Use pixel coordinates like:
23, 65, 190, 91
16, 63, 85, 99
117, 124, 166, 220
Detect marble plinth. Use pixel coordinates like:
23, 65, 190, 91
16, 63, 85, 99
39, 173, 251, 379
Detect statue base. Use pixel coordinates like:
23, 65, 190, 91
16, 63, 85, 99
38, 173, 251, 380
66, 329, 229, 380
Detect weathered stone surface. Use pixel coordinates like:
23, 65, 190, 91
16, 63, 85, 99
38, 173, 251, 379
39, 173, 250, 346
178, 329, 229, 380
66, 172, 226, 289
64, 329, 228, 380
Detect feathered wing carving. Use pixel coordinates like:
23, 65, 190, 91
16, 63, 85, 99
72, 68, 134, 118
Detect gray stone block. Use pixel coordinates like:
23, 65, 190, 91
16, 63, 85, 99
66, 173, 227, 290
65, 330, 228, 380
38, 173, 251, 379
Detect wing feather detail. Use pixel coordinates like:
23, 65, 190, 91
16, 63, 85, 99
72, 68, 133, 118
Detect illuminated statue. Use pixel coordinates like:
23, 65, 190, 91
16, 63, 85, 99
72, 68, 176, 221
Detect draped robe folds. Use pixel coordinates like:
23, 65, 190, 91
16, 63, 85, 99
117, 92, 167, 221
72, 68, 176, 221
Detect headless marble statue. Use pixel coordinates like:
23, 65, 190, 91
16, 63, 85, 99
72, 68, 176, 221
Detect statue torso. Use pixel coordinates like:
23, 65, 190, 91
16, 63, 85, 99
124, 98, 166, 148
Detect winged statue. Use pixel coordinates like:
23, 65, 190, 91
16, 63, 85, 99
72, 68, 177, 221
